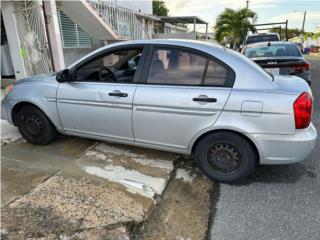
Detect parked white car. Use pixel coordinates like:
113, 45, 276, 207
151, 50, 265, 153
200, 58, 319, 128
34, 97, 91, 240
2, 39, 317, 182
244, 33, 281, 45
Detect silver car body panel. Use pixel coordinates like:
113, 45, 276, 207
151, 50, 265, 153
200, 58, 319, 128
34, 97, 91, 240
132, 85, 231, 150
1, 39, 317, 164
3, 74, 62, 130
57, 82, 137, 141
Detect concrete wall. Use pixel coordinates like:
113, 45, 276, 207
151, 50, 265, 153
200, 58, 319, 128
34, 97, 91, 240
63, 38, 105, 67
117, 0, 152, 14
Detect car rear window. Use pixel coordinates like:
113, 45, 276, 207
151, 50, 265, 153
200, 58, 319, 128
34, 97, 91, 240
246, 35, 279, 44
243, 44, 302, 58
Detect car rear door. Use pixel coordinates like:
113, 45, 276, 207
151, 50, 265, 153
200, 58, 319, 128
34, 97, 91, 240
57, 46, 145, 141
132, 46, 234, 151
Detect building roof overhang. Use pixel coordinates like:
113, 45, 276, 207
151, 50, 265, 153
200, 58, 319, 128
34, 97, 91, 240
159, 16, 208, 25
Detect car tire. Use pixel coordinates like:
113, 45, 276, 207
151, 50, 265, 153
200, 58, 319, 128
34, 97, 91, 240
16, 105, 56, 145
194, 132, 257, 183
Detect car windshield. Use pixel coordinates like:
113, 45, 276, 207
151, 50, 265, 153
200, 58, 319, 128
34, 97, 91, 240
243, 44, 302, 58
246, 35, 279, 44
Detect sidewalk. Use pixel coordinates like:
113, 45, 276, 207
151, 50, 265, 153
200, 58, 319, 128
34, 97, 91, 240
1, 123, 213, 239
1, 120, 21, 146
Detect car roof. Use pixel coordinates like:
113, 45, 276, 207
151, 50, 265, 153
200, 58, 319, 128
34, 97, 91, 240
245, 41, 294, 48
103, 39, 225, 50
69, 39, 227, 68
247, 33, 279, 37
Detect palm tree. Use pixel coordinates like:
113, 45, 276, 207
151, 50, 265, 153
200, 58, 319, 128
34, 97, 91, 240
214, 8, 257, 48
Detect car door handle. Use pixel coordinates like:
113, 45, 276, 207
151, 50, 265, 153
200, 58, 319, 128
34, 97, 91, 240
193, 97, 217, 103
108, 91, 128, 97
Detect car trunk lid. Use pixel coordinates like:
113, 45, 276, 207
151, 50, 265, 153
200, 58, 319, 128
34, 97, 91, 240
251, 57, 309, 76
273, 74, 312, 97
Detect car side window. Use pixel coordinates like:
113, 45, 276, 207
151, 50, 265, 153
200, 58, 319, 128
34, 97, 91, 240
204, 60, 228, 86
75, 48, 142, 83
147, 48, 206, 85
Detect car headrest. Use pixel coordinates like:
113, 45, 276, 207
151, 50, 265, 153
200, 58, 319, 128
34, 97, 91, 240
149, 60, 165, 76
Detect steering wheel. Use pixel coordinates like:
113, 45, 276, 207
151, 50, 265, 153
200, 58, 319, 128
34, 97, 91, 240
99, 67, 116, 82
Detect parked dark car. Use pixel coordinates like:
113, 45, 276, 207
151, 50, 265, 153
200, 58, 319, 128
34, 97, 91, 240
242, 41, 311, 84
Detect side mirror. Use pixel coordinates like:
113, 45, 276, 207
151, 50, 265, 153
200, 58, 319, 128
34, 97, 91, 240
56, 69, 70, 83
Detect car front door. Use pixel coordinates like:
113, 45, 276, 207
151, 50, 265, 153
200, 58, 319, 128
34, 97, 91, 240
57, 47, 145, 142
132, 46, 234, 151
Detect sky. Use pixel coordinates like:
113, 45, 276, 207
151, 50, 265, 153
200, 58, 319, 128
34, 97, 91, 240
163, 0, 320, 33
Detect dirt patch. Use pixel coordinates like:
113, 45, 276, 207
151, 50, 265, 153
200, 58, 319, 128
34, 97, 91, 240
132, 166, 213, 240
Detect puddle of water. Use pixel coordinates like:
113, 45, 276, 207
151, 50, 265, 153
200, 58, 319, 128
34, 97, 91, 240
131, 157, 174, 172
85, 149, 174, 172
96, 144, 139, 158
83, 165, 167, 198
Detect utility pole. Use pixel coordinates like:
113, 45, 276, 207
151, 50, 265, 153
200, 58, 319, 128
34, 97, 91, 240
294, 10, 307, 33
246, 0, 249, 9
302, 10, 306, 33
285, 20, 288, 41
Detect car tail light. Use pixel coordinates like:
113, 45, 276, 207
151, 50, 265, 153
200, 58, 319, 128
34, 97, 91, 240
291, 62, 310, 74
293, 92, 312, 129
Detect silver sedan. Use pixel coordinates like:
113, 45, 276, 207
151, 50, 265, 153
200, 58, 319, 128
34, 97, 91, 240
1, 39, 317, 182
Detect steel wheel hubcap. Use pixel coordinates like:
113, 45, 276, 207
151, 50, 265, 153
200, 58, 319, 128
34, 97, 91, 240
24, 114, 44, 137
207, 143, 241, 173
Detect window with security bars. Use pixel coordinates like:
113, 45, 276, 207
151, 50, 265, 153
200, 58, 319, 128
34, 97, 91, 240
57, 10, 92, 48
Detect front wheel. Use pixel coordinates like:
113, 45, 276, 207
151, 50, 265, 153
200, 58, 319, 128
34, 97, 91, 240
16, 105, 56, 145
194, 132, 257, 183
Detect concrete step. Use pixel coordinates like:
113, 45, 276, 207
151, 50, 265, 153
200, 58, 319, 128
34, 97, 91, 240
57, 0, 118, 40
77, 143, 179, 199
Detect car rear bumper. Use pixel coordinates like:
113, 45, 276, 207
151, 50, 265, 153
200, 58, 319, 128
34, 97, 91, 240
1, 97, 15, 124
249, 123, 317, 164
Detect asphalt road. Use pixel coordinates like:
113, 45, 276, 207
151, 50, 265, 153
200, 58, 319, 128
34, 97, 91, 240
210, 55, 320, 240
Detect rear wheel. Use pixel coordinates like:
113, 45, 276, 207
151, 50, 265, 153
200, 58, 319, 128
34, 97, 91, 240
194, 132, 257, 182
16, 105, 56, 145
